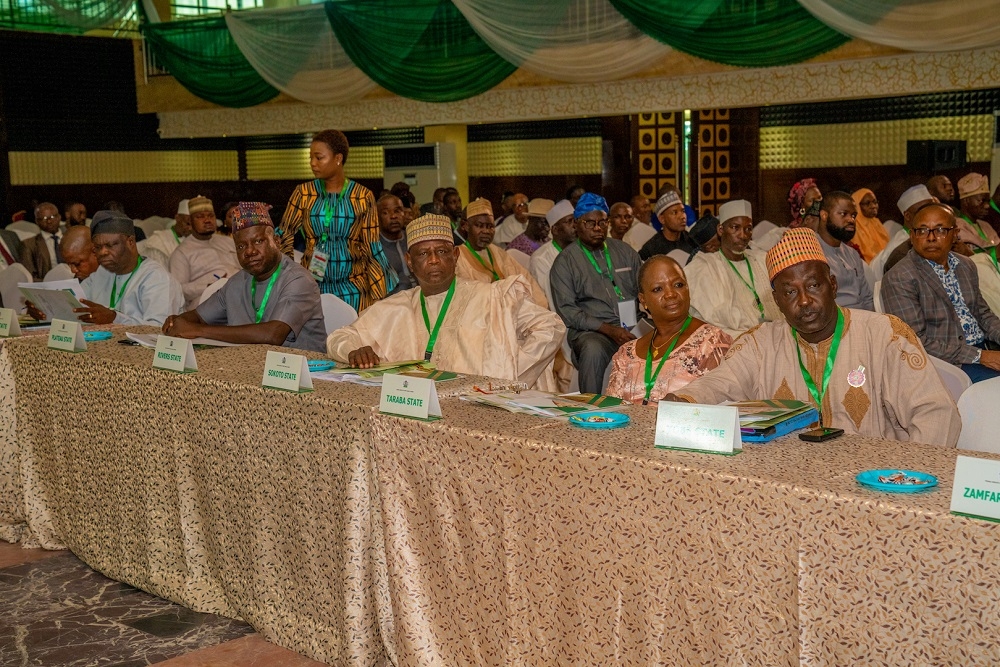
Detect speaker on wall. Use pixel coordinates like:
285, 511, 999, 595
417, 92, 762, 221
906, 140, 967, 172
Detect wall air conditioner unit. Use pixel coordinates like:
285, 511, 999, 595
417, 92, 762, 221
383, 143, 457, 207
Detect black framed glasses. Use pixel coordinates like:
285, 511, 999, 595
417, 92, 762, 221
911, 226, 956, 238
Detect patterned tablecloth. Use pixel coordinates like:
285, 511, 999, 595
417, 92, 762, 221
2, 326, 1000, 665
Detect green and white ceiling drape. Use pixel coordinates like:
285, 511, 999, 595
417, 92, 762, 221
12, 0, 1000, 108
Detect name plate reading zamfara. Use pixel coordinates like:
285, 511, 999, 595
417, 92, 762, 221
0, 307, 20, 337
262, 351, 313, 393
380, 373, 441, 421
152, 335, 198, 373
654, 402, 741, 455
47, 319, 86, 352
951, 455, 1000, 522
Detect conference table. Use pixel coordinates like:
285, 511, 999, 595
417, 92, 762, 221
2, 327, 1000, 666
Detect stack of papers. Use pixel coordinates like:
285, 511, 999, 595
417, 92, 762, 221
311, 360, 462, 386
125, 332, 240, 348
460, 389, 625, 418
727, 399, 819, 442
18, 279, 86, 323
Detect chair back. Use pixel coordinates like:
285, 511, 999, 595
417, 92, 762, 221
507, 248, 531, 269
929, 355, 972, 403
883, 219, 903, 240
751, 220, 776, 241
8, 221, 39, 241
320, 293, 358, 334
957, 376, 1000, 452
0, 263, 31, 312
666, 248, 691, 266
197, 276, 229, 306
43, 263, 74, 282
873, 280, 883, 313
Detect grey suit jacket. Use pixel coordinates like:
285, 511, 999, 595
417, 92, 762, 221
21, 233, 54, 281
881, 249, 1000, 365
0, 229, 23, 264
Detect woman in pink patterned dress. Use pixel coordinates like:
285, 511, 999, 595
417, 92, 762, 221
606, 255, 732, 405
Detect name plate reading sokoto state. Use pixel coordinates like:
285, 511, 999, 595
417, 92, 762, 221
47, 319, 86, 352
950, 455, 1000, 522
0, 308, 20, 337
261, 351, 313, 393
379, 373, 441, 421
654, 402, 741, 455
152, 335, 198, 373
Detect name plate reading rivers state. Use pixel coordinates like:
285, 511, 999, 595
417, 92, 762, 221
950, 455, 1000, 522
0, 308, 20, 337
654, 402, 741, 455
261, 350, 313, 393
152, 335, 198, 373
47, 319, 86, 352
380, 373, 441, 421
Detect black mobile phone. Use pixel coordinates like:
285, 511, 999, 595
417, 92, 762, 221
798, 427, 845, 442
118, 339, 140, 346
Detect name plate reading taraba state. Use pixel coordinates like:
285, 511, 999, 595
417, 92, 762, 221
951, 455, 1000, 522
655, 402, 741, 455
262, 351, 313, 393
0, 308, 20, 337
380, 373, 441, 421
153, 335, 198, 373
47, 319, 86, 353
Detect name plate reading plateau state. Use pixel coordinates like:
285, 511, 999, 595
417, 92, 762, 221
950, 455, 1000, 522
152, 335, 198, 373
262, 351, 313, 393
0, 307, 20, 337
654, 402, 741, 455
380, 373, 441, 421
47, 319, 86, 352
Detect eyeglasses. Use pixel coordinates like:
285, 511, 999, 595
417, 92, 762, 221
579, 219, 609, 230
513, 202, 529, 209
911, 226, 956, 238
38, 215, 60, 222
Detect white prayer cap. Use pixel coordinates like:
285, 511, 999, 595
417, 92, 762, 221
718, 199, 752, 224
546, 199, 575, 225
897, 185, 932, 216
177, 199, 190, 215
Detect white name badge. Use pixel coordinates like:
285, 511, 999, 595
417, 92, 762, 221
262, 350, 314, 393
617, 299, 638, 328
152, 335, 198, 373
654, 402, 741, 455
950, 455, 1000, 522
380, 373, 442, 421
0, 308, 20, 337
47, 318, 86, 352
308, 249, 329, 281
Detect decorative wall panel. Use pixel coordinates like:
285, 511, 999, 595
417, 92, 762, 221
467, 137, 602, 177
633, 111, 682, 204
9, 151, 238, 185
245, 146, 383, 181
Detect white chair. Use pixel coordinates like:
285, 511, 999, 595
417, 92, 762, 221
134, 217, 170, 238
8, 221, 39, 241
957, 376, 1000, 452
139, 244, 170, 269
601, 359, 613, 394
873, 280, 883, 313
320, 293, 358, 334
197, 276, 229, 306
930, 355, 972, 403
666, 248, 690, 266
0, 263, 31, 312
43, 263, 74, 282
507, 248, 531, 269
883, 219, 903, 241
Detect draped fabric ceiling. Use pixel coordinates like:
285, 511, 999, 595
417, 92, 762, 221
20, 0, 1000, 108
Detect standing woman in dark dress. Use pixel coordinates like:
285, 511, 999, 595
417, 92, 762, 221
278, 129, 396, 312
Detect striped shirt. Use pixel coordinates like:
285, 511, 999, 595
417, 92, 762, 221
279, 178, 396, 312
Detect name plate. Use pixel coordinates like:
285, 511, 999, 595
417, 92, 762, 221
950, 455, 1000, 522
380, 373, 441, 421
153, 335, 198, 373
0, 308, 19, 337
262, 351, 313, 393
654, 402, 741, 455
47, 319, 86, 352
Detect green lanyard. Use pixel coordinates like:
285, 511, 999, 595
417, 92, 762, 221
110, 257, 142, 310
464, 241, 499, 281
792, 308, 845, 426
552, 240, 563, 253
578, 240, 624, 299
319, 179, 350, 244
250, 262, 282, 324
643, 315, 692, 405
960, 212, 999, 273
723, 254, 764, 317
420, 278, 457, 362
991, 200, 1000, 217
171, 228, 179, 244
